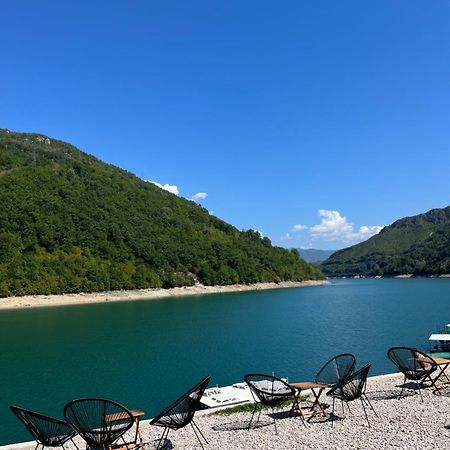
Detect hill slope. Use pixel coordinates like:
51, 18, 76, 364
0, 129, 324, 297
298, 249, 335, 263
321, 207, 450, 276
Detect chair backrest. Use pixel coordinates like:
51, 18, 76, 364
315, 353, 356, 386
244, 374, 296, 406
10, 406, 75, 447
328, 364, 371, 401
150, 375, 211, 430
387, 347, 437, 379
64, 398, 134, 449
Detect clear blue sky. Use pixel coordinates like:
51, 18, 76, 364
2, 1, 449, 250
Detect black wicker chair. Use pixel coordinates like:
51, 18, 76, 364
10, 406, 78, 450
150, 375, 211, 450
315, 353, 356, 387
387, 346, 438, 401
63, 398, 134, 450
244, 374, 297, 434
326, 364, 377, 427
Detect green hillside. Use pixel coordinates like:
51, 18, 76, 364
0, 129, 324, 297
321, 207, 450, 277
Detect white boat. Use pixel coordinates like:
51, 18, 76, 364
200, 378, 291, 409
200, 382, 254, 409
429, 323, 450, 355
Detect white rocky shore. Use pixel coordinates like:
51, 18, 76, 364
133, 372, 450, 449
0, 280, 328, 310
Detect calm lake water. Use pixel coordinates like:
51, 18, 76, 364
1, 278, 450, 444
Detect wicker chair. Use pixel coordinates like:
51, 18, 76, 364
244, 374, 297, 434
315, 353, 356, 386
387, 347, 438, 401
150, 375, 211, 450
10, 406, 78, 450
64, 398, 134, 450
326, 364, 377, 427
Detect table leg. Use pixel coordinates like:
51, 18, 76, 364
134, 417, 145, 448
431, 363, 450, 390
309, 387, 326, 416
437, 364, 450, 382
289, 389, 302, 417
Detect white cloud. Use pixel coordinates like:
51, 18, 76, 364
282, 210, 384, 246
310, 209, 354, 242
310, 209, 383, 243
359, 225, 384, 238
191, 192, 208, 202
147, 181, 179, 195
291, 224, 308, 232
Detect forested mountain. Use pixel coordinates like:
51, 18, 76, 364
0, 129, 324, 297
297, 249, 335, 263
321, 207, 450, 277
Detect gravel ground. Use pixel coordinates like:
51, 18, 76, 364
125, 372, 450, 450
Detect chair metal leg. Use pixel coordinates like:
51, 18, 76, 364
70, 438, 80, 450
190, 422, 205, 449
360, 398, 370, 428
248, 403, 259, 430
156, 427, 170, 450
363, 393, 378, 417
119, 434, 133, 450
192, 419, 208, 445
398, 375, 407, 399
331, 397, 335, 428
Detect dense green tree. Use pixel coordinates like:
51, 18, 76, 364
0, 129, 324, 297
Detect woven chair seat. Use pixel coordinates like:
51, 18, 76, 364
64, 398, 134, 450
10, 406, 77, 450
150, 376, 211, 450
387, 347, 438, 401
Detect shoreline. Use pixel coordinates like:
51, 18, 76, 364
0, 280, 329, 310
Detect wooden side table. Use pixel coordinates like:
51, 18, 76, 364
289, 382, 326, 421
105, 409, 145, 449
430, 357, 450, 389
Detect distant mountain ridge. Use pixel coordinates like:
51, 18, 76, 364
297, 249, 335, 263
321, 206, 450, 277
0, 129, 324, 297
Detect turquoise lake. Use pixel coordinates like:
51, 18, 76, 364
1, 278, 450, 445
